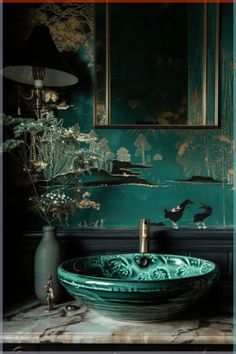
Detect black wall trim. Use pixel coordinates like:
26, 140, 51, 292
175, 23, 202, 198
20, 227, 233, 252
21, 226, 233, 239
20, 227, 234, 278
19, 228, 233, 275
4, 227, 233, 309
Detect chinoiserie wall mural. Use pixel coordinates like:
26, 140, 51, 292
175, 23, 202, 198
3, 3, 233, 228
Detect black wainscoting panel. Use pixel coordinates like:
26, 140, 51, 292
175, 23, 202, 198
4, 227, 233, 310
229, 251, 233, 279
20, 227, 233, 278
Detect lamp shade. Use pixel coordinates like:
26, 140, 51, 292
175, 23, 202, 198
3, 25, 78, 87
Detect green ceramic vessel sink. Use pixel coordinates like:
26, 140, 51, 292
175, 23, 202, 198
58, 253, 219, 322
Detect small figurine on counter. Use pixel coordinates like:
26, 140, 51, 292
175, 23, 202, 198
193, 203, 213, 229
44, 275, 55, 311
164, 199, 193, 229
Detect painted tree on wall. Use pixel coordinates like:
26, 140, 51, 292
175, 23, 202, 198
134, 133, 151, 164
116, 147, 131, 162
98, 138, 109, 159
221, 48, 233, 116
175, 128, 233, 184
88, 130, 98, 152
94, 138, 114, 170
18, 3, 94, 57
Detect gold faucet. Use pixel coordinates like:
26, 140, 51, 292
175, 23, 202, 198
139, 219, 150, 253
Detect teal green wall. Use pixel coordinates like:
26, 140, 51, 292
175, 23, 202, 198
65, 4, 233, 228
4, 4, 234, 229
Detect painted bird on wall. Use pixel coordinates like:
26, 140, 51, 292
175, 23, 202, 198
193, 203, 212, 229
164, 199, 193, 229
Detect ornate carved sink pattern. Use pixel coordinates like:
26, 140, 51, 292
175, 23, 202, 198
58, 253, 219, 322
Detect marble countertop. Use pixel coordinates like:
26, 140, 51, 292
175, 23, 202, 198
3, 299, 233, 345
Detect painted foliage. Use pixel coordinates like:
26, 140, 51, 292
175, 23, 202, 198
3, 3, 234, 228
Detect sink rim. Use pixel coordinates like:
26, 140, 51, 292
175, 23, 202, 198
58, 253, 220, 321
58, 253, 220, 288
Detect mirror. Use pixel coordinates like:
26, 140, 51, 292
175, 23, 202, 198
94, 4, 219, 128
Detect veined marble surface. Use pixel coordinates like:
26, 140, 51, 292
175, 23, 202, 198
3, 299, 233, 345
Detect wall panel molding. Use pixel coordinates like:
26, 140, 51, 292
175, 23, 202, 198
20, 228, 233, 274
4, 227, 233, 308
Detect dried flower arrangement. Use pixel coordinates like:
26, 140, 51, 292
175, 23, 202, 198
2, 115, 100, 225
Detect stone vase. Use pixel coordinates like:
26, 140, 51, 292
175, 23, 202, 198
34, 225, 64, 303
